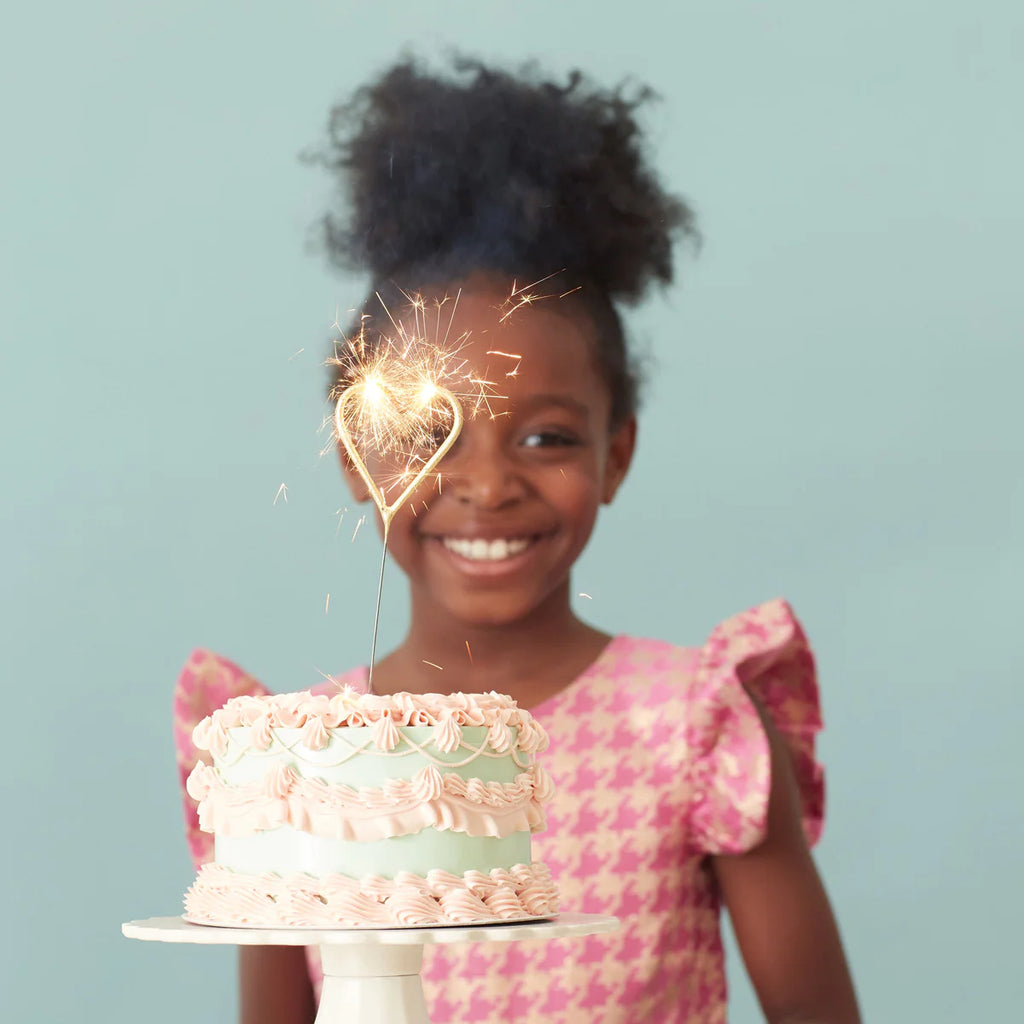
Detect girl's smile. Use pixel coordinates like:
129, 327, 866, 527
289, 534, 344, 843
425, 529, 554, 567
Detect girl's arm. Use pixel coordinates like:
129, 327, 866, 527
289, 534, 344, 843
239, 946, 316, 1024
712, 710, 861, 1024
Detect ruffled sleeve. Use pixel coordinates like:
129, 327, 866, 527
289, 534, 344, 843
684, 599, 824, 855
173, 648, 270, 870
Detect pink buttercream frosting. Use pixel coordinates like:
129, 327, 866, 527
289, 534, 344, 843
191, 687, 549, 760
183, 861, 558, 927
185, 761, 552, 841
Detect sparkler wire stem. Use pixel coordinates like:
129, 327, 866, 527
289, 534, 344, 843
367, 527, 389, 694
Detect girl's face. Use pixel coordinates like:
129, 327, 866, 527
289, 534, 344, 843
341, 281, 635, 629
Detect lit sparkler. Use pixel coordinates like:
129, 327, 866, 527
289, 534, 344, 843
329, 291, 503, 689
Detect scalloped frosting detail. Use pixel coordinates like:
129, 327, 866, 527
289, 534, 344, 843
183, 861, 560, 927
191, 687, 549, 760
186, 762, 554, 841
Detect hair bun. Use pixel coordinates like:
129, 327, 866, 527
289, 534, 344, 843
313, 57, 697, 302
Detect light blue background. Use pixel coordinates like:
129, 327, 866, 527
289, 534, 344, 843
2, 2, 1020, 1021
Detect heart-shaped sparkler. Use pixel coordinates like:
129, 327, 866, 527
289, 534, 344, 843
334, 380, 464, 534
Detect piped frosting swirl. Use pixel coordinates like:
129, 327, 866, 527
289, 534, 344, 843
188, 688, 548, 761
184, 861, 559, 927
192, 687, 549, 760
186, 761, 553, 841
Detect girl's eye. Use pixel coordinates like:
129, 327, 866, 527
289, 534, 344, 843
521, 430, 579, 448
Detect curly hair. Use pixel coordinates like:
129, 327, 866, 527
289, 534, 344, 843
312, 56, 698, 425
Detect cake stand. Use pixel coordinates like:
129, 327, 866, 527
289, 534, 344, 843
122, 913, 618, 1024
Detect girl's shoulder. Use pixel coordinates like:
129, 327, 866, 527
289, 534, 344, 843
548, 598, 824, 849
571, 597, 818, 709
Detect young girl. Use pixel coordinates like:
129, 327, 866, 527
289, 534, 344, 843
175, 58, 859, 1024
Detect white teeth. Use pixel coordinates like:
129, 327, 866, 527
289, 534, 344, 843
442, 537, 532, 561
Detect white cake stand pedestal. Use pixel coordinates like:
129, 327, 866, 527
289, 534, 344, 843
123, 913, 618, 1024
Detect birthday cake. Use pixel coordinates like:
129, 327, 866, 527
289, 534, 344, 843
183, 687, 559, 927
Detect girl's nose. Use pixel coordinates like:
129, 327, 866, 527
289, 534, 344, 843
444, 440, 527, 510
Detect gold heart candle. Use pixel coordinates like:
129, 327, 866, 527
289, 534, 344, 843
334, 364, 464, 688
334, 380, 463, 534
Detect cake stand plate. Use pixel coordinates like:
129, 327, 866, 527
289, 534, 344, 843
123, 913, 619, 1024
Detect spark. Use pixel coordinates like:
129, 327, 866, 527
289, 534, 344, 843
422, 660, 444, 671
274, 483, 288, 505
486, 349, 523, 378
559, 286, 583, 299
578, 592, 593, 600
465, 640, 474, 665
288, 348, 305, 361
498, 271, 566, 322
499, 295, 536, 323
515, 269, 565, 294
325, 593, 331, 613
333, 507, 348, 537
441, 289, 462, 348
312, 666, 340, 689
351, 514, 366, 542
331, 305, 360, 334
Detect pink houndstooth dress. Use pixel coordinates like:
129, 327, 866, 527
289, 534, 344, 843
174, 598, 823, 1023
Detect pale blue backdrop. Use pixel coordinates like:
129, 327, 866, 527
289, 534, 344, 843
2, 2, 1020, 1021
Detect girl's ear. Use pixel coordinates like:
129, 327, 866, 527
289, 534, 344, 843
337, 442, 372, 503
601, 415, 637, 504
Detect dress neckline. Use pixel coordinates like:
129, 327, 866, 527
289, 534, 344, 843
323, 634, 631, 714
528, 633, 629, 716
